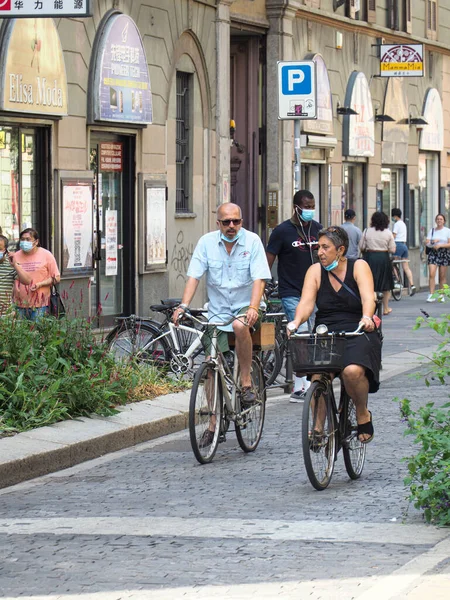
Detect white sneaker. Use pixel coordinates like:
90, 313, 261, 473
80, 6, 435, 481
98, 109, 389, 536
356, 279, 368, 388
439, 295, 445, 303
290, 389, 307, 403
427, 294, 436, 303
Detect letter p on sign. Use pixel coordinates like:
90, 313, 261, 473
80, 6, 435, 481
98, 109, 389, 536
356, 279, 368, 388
281, 65, 311, 95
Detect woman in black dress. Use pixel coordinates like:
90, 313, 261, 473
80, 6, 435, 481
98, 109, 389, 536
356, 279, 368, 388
287, 226, 381, 443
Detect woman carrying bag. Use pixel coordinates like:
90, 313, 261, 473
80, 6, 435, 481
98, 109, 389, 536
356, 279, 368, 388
425, 214, 450, 302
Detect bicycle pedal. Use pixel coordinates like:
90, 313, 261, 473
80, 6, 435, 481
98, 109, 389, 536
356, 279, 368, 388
219, 434, 227, 444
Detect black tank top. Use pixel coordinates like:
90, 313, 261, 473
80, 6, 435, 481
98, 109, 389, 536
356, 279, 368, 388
315, 259, 363, 332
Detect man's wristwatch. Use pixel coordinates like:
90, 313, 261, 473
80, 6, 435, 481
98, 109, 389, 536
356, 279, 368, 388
287, 322, 297, 333
178, 303, 188, 311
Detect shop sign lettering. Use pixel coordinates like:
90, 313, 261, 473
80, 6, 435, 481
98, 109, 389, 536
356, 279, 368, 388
9, 74, 63, 108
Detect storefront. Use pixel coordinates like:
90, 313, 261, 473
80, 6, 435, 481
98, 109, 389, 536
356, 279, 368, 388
86, 11, 152, 324
300, 54, 336, 226
0, 17, 68, 249
380, 77, 409, 223
417, 88, 443, 287
341, 71, 375, 230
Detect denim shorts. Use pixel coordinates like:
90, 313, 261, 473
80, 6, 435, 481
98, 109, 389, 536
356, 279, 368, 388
395, 242, 409, 259
281, 296, 311, 333
16, 306, 49, 321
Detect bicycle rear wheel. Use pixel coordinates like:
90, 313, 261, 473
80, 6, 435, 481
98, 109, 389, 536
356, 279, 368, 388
261, 338, 282, 386
235, 356, 266, 452
342, 394, 366, 479
107, 322, 170, 367
302, 380, 336, 490
189, 362, 222, 464
392, 264, 403, 301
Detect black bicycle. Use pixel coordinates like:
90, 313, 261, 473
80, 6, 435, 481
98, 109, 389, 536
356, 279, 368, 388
289, 325, 367, 490
261, 281, 287, 385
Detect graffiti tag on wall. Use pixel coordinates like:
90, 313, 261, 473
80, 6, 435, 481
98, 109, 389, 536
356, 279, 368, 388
170, 231, 194, 284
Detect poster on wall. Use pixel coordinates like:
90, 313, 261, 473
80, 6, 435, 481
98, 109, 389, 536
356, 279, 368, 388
62, 182, 93, 276
145, 186, 166, 269
105, 210, 118, 276
92, 13, 152, 124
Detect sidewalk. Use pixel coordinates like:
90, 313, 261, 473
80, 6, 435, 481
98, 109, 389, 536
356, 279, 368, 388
0, 290, 445, 489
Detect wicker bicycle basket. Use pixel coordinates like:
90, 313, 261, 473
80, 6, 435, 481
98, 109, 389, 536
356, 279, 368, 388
288, 335, 347, 374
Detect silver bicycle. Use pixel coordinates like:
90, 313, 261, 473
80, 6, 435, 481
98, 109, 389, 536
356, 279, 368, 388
187, 312, 267, 464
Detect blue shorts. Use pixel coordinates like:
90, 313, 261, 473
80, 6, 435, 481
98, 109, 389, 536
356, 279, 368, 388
395, 242, 408, 259
281, 296, 311, 333
16, 306, 49, 321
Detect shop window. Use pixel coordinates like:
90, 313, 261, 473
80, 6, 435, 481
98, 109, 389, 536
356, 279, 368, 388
0, 126, 43, 245
176, 71, 192, 214
426, 0, 438, 40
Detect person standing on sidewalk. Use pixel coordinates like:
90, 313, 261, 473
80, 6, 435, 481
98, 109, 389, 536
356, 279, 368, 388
425, 213, 450, 302
0, 235, 32, 315
266, 190, 322, 402
341, 209, 362, 260
391, 208, 416, 296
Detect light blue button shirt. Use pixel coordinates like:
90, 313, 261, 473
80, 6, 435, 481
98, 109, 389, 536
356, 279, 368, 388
187, 228, 272, 331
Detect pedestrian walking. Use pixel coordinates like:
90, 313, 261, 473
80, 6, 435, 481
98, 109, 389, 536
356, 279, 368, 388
266, 189, 322, 401
359, 211, 396, 315
391, 208, 416, 296
341, 208, 362, 259
12, 228, 60, 321
425, 213, 450, 302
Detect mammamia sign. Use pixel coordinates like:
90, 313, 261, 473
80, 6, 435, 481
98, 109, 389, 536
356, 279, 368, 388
0, 18, 68, 115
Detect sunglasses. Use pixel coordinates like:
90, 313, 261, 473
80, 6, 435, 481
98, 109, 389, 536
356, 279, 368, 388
218, 219, 242, 226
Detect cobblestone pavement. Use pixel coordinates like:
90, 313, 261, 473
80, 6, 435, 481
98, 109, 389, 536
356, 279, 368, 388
0, 362, 449, 599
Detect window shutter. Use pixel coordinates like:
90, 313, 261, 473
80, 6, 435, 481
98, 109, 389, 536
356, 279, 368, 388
367, 0, 376, 24
427, 0, 438, 40
405, 0, 412, 33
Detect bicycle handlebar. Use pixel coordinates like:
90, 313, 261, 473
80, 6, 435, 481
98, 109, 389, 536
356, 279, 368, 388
290, 323, 365, 338
180, 307, 247, 329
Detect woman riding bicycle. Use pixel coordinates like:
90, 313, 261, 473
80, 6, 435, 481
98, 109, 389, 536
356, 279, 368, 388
287, 226, 381, 443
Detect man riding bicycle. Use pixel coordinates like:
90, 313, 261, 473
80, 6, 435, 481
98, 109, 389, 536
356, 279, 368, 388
173, 202, 271, 416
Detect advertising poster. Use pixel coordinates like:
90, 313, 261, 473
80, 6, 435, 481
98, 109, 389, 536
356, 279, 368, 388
146, 187, 166, 268
62, 183, 93, 275
105, 210, 118, 276
94, 14, 152, 124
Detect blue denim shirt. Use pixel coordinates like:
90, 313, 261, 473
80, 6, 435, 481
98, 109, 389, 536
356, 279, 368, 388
187, 229, 271, 330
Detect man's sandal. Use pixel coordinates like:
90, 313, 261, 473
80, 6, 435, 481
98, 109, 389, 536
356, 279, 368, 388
357, 411, 374, 444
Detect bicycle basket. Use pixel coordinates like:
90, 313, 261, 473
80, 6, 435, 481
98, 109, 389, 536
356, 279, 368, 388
289, 335, 347, 373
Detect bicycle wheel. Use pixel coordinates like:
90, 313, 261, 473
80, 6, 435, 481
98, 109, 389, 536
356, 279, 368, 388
235, 356, 266, 452
261, 338, 282, 385
302, 380, 336, 490
342, 394, 366, 480
107, 322, 170, 367
392, 264, 402, 301
189, 362, 222, 464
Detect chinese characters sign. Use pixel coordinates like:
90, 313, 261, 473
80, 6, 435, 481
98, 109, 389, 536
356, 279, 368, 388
0, 0, 91, 17
0, 17, 68, 115
100, 142, 123, 172
93, 14, 152, 124
105, 210, 118, 276
380, 44, 423, 78
146, 187, 166, 268
62, 183, 93, 276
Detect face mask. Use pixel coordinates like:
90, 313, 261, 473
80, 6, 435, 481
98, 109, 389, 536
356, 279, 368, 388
296, 206, 315, 222
323, 259, 339, 272
20, 241, 33, 252
221, 230, 242, 243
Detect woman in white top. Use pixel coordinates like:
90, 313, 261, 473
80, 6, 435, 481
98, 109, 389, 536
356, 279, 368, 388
425, 213, 450, 302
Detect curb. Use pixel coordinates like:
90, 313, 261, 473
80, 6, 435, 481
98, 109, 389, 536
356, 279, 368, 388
0, 346, 437, 491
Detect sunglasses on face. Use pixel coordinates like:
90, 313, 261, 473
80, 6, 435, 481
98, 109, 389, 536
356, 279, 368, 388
218, 219, 242, 226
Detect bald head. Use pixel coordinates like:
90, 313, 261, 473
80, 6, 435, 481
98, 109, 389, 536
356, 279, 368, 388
217, 203, 242, 220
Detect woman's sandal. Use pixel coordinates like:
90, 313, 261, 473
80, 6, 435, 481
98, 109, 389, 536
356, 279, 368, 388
383, 308, 392, 315
357, 411, 374, 444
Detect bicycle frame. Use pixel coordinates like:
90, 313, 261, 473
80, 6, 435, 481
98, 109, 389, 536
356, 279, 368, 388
135, 321, 205, 360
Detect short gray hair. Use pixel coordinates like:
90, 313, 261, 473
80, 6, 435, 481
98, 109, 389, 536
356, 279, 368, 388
318, 226, 349, 255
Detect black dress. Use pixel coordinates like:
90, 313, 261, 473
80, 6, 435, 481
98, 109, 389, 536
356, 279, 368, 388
314, 259, 381, 394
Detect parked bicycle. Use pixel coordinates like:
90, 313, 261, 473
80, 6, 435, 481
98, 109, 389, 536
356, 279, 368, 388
187, 311, 269, 464
289, 324, 366, 490
106, 300, 207, 377
261, 281, 288, 385
391, 258, 411, 301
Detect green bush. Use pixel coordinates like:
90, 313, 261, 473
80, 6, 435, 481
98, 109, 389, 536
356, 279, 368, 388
0, 313, 184, 434
396, 286, 450, 526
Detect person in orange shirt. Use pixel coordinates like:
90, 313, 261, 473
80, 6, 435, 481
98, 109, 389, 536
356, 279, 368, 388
12, 228, 60, 321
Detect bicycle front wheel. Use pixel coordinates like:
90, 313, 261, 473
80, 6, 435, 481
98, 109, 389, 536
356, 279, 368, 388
342, 394, 366, 479
107, 322, 170, 367
235, 356, 266, 452
189, 362, 222, 464
392, 264, 402, 301
302, 380, 336, 490
261, 338, 282, 386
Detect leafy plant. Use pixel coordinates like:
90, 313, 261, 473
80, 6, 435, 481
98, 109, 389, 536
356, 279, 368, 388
396, 285, 450, 526
0, 313, 186, 434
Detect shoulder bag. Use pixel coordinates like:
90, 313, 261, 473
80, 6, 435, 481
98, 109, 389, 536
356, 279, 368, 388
329, 270, 382, 331
50, 285, 66, 319
425, 229, 435, 255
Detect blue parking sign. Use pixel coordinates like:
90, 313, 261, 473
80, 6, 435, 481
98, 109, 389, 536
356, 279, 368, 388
278, 60, 316, 120
281, 65, 312, 95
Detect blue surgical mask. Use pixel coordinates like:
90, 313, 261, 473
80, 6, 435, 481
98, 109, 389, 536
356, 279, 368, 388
324, 259, 339, 272
221, 230, 243, 243
300, 209, 315, 222
20, 240, 33, 252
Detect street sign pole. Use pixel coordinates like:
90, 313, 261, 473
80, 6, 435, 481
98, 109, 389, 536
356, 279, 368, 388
294, 120, 301, 193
